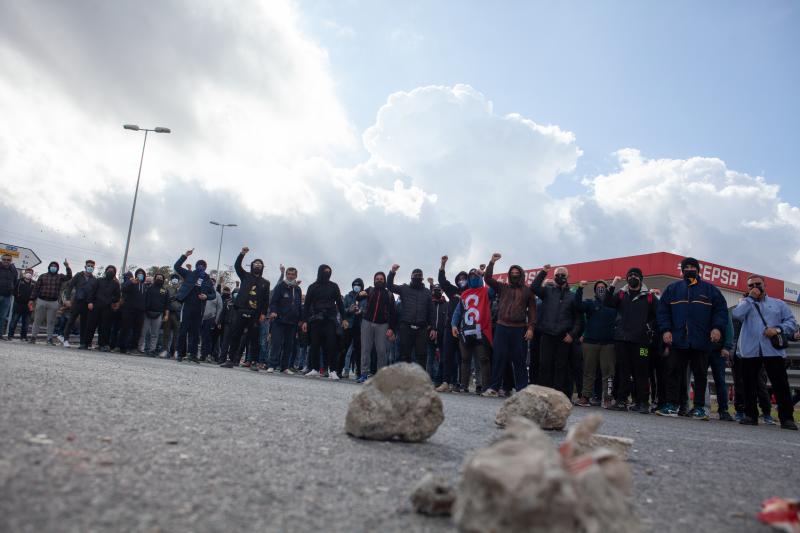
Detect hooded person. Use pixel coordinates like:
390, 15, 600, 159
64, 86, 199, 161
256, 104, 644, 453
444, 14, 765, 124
118, 268, 147, 354
159, 274, 183, 358
30, 259, 72, 345
333, 277, 364, 378
267, 266, 303, 373
387, 264, 436, 370
173, 249, 217, 363
435, 255, 469, 392
218, 246, 270, 369
573, 279, 617, 408
355, 271, 398, 382
482, 254, 537, 397
301, 264, 345, 378
427, 283, 449, 386
85, 265, 121, 352
656, 256, 728, 418
450, 268, 496, 393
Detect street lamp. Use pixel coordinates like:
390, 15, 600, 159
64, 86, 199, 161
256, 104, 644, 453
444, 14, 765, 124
209, 221, 237, 279
121, 124, 171, 277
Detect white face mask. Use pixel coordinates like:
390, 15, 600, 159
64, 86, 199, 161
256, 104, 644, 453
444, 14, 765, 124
24, 273, 32, 280
170, 279, 178, 285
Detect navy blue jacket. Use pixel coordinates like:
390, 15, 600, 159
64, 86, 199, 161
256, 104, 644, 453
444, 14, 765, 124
574, 287, 616, 344
269, 281, 302, 325
173, 255, 216, 305
656, 278, 728, 351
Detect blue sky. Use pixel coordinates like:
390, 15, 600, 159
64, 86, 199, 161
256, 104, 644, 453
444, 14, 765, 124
303, 0, 800, 199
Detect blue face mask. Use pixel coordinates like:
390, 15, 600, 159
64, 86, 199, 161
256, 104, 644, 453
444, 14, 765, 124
49, 266, 57, 274
85, 266, 94, 274
468, 277, 482, 289
137, 274, 145, 282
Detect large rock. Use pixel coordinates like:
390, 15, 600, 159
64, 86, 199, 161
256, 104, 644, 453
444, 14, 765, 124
453, 417, 640, 533
495, 385, 572, 430
410, 473, 456, 516
345, 363, 444, 442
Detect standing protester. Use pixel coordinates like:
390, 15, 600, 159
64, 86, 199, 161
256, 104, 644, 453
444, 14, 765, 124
268, 267, 302, 374
64, 259, 98, 349
428, 284, 449, 386
302, 264, 345, 378
451, 269, 494, 394
656, 257, 728, 419
160, 275, 182, 359
0, 253, 18, 339
339, 278, 364, 378
355, 271, 397, 383
387, 264, 435, 369
29, 260, 72, 345
85, 266, 120, 352
9, 268, 35, 340
732, 275, 798, 430
214, 285, 233, 362
174, 249, 217, 363
707, 310, 735, 421
118, 268, 147, 355
532, 265, 584, 396
482, 253, 536, 396
436, 256, 467, 393
199, 281, 222, 361
141, 273, 170, 356
219, 247, 268, 369
604, 268, 659, 413
574, 280, 617, 408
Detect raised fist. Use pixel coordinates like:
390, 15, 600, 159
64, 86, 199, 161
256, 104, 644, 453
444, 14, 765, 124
241, 246, 249, 255
391, 264, 400, 273
491, 253, 502, 262
441, 255, 448, 266
185, 248, 194, 257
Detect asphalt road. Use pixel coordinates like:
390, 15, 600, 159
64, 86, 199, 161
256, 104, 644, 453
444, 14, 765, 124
1, 341, 798, 533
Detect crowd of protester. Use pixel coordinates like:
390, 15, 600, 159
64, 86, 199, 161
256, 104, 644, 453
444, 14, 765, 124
0, 249, 798, 430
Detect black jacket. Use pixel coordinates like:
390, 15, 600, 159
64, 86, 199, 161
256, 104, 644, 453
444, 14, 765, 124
68, 272, 98, 302
388, 271, 434, 327
89, 277, 121, 307
121, 279, 146, 312
431, 298, 449, 333
357, 286, 397, 329
303, 265, 345, 322
269, 281, 303, 325
0, 264, 18, 297
531, 270, 584, 338
14, 278, 34, 312
438, 268, 467, 322
604, 286, 658, 345
233, 253, 270, 315
145, 283, 170, 315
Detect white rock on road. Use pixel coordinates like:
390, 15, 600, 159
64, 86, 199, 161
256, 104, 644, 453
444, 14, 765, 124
495, 384, 572, 430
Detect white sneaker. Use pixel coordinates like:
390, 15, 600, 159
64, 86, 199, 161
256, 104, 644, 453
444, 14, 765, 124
305, 369, 320, 378
329, 371, 340, 380
283, 369, 295, 375
159, 350, 168, 358
62, 340, 71, 348
56, 335, 65, 343
266, 367, 275, 373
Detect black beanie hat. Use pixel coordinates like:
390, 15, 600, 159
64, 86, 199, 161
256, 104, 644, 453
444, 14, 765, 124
412, 268, 423, 276
680, 257, 700, 270
627, 267, 643, 278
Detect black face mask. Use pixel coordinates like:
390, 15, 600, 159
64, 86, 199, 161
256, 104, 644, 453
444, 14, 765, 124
682, 269, 698, 281
433, 290, 443, 299
627, 277, 641, 289
105, 271, 115, 279
320, 270, 331, 282
222, 292, 231, 300
411, 276, 424, 287
595, 287, 606, 299
374, 280, 385, 289
554, 274, 567, 286
154, 279, 164, 286
509, 274, 522, 284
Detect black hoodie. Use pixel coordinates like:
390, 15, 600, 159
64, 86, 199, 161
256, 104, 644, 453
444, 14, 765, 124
438, 268, 468, 320
90, 269, 121, 307
233, 252, 270, 315
121, 268, 147, 311
302, 264, 345, 322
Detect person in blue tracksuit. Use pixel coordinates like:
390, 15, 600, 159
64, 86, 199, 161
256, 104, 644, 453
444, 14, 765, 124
173, 248, 216, 363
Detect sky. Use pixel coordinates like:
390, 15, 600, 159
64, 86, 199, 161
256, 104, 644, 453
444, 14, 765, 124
1, 0, 799, 287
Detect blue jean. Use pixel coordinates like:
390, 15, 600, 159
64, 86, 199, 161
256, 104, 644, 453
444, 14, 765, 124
269, 322, 297, 370
0, 295, 12, 336
708, 350, 729, 412
258, 320, 271, 364
200, 318, 216, 357
293, 344, 308, 369
9, 308, 30, 339
490, 325, 529, 391
426, 342, 443, 385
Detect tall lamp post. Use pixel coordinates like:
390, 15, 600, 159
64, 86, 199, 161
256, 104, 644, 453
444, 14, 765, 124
121, 124, 170, 277
209, 221, 237, 280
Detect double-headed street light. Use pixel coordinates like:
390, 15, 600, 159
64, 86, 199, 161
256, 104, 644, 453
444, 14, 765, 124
210, 221, 237, 280
121, 124, 171, 277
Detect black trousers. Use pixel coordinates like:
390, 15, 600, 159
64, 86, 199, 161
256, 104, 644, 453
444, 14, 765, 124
86, 305, 114, 348
538, 333, 572, 395
743, 356, 793, 422
225, 310, 259, 364
66, 300, 91, 346
398, 323, 428, 368
666, 348, 709, 408
615, 341, 651, 405
338, 325, 362, 375
733, 356, 772, 416
118, 308, 144, 353
308, 319, 338, 371
177, 303, 204, 358
528, 330, 542, 385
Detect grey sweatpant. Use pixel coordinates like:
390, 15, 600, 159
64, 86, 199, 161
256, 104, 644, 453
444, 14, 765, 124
141, 316, 163, 352
581, 342, 615, 400
361, 320, 389, 375
32, 299, 59, 340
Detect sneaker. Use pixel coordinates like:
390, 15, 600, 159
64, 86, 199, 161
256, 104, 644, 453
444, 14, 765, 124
739, 416, 758, 426
602, 398, 613, 409
780, 420, 798, 430
241, 361, 251, 368
305, 369, 320, 378
56, 335, 65, 343
356, 374, 368, 384
718, 411, 734, 422
690, 407, 709, 421
475, 385, 483, 395
62, 340, 71, 348
762, 415, 777, 426
101, 346, 110, 352
435, 383, 451, 393
79, 344, 89, 350
678, 406, 690, 417
636, 403, 650, 414
655, 404, 678, 417
249, 364, 259, 371
574, 397, 591, 407
481, 388, 498, 398
198, 355, 207, 362
342, 371, 350, 379
329, 371, 340, 380
159, 350, 168, 358
29, 338, 37, 344
47, 338, 56, 346
589, 397, 602, 407
219, 360, 234, 368
176, 356, 184, 362
734, 412, 744, 422
282, 369, 294, 375
266, 367, 275, 374
498, 389, 508, 398
319, 369, 328, 378
608, 401, 628, 411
